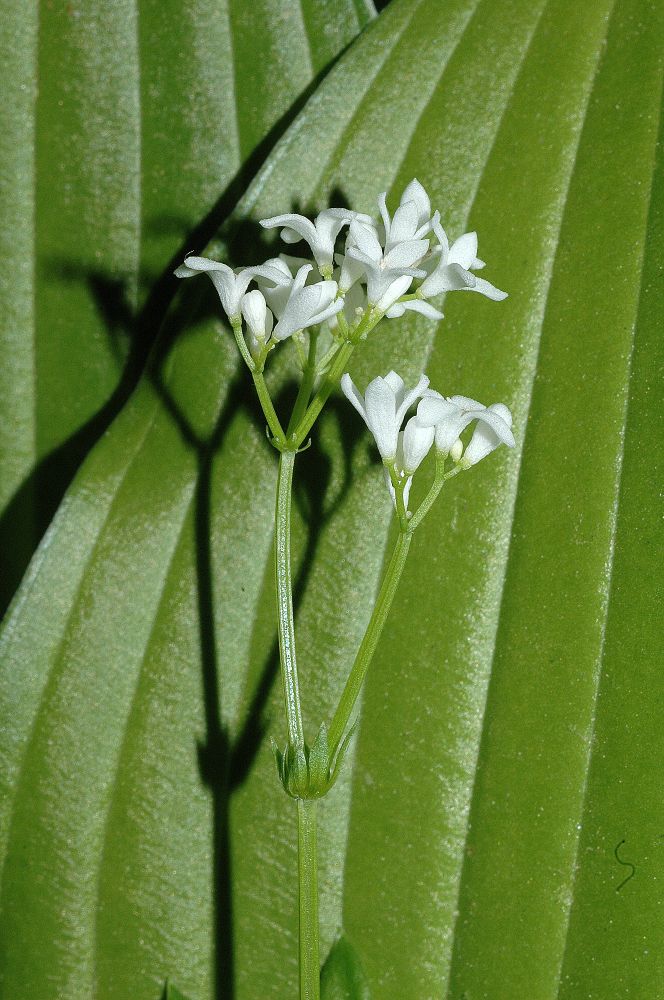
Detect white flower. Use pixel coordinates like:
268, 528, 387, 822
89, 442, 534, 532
336, 221, 378, 292
398, 416, 435, 474
174, 255, 290, 321
260, 208, 370, 276
381, 416, 435, 512
345, 219, 428, 305
340, 370, 430, 462
416, 392, 515, 463
377, 180, 439, 253
240, 290, 273, 359
419, 222, 507, 301
254, 257, 296, 316
271, 264, 343, 342
463, 403, 514, 467
375, 275, 413, 314
399, 179, 433, 230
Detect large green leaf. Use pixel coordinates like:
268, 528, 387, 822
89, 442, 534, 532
0, 0, 373, 611
1, 1, 662, 999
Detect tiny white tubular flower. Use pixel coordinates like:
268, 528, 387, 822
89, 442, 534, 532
259, 208, 370, 276
375, 274, 413, 314
254, 257, 296, 315
462, 402, 514, 467
240, 289, 273, 359
399, 178, 434, 231
419, 222, 507, 301
345, 219, 428, 306
340, 369, 430, 463
382, 417, 434, 512
336, 220, 380, 292
271, 264, 343, 342
398, 416, 435, 474
416, 392, 515, 462
378, 182, 439, 253
174, 255, 290, 321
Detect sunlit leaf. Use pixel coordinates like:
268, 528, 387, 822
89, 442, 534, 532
0, 1, 662, 999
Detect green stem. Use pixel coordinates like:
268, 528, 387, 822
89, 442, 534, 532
291, 306, 384, 447
293, 340, 356, 446
335, 305, 350, 340
231, 317, 254, 370
388, 466, 410, 533
288, 330, 319, 437
230, 319, 286, 445
408, 458, 460, 533
328, 529, 412, 754
297, 799, 320, 1000
275, 449, 305, 749
253, 369, 287, 445
315, 339, 343, 378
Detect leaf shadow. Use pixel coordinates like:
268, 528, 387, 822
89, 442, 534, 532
0, 0, 353, 618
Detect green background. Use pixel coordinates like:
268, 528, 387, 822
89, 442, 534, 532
0, 1, 662, 998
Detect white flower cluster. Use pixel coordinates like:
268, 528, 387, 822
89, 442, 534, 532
174, 179, 506, 363
175, 181, 514, 517
341, 371, 515, 511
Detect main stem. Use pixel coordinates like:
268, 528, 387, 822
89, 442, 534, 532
328, 529, 412, 754
275, 450, 320, 997
297, 799, 320, 1000
275, 449, 305, 749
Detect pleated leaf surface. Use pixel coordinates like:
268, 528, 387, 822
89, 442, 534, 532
0, 0, 373, 610
0, 1, 662, 999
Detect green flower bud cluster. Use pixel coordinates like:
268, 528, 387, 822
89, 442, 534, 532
272, 723, 354, 799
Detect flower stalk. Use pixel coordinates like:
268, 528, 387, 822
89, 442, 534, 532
328, 527, 412, 756
174, 179, 514, 1000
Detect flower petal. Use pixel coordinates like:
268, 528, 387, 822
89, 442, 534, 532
464, 274, 508, 301
272, 278, 340, 340
260, 213, 317, 245
400, 417, 435, 473
385, 299, 444, 320
347, 219, 383, 260
449, 231, 478, 269
340, 374, 368, 422
337, 252, 366, 292
174, 255, 232, 276
387, 201, 418, 247
384, 239, 430, 269
377, 192, 391, 241
435, 413, 473, 454
448, 394, 485, 412
364, 376, 400, 460
240, 289, 267, 335
383, 370, 404, 394
375, 274, 413, 312
431, 218, 450, 256
395, 374, 430, 426
462, 403, 514, 465
420, 262, 476, 297
416, 394, 459, 427
400, 178, 431, 228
